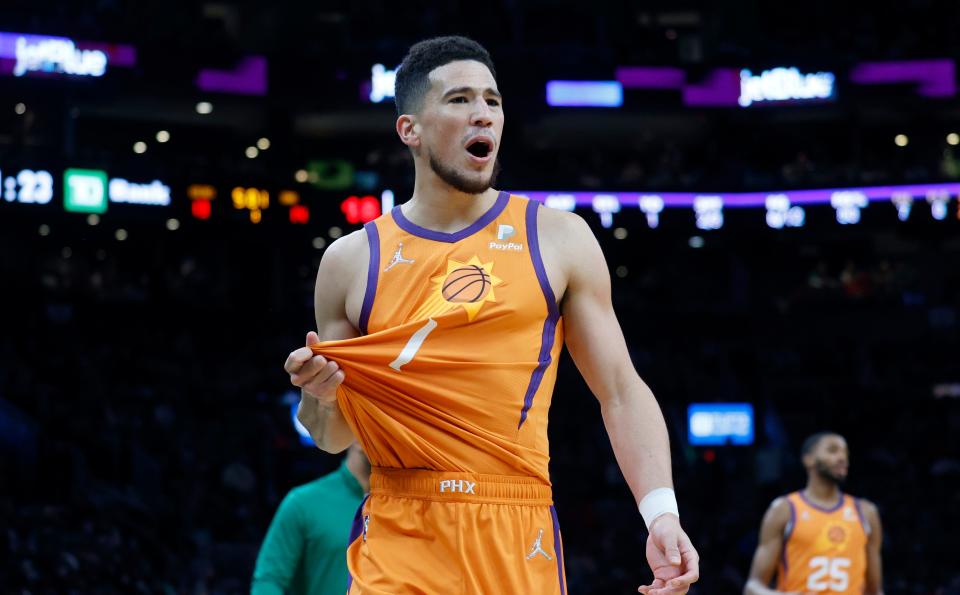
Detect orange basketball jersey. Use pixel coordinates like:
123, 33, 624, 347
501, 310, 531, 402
311, 191, 564, 483
777, 491, 869, 594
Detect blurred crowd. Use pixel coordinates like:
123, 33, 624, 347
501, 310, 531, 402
1, 206, 957, 594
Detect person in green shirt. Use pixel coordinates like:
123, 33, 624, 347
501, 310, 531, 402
252, 444, 370, 595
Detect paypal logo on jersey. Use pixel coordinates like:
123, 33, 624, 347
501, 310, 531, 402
491, 223, 524, 251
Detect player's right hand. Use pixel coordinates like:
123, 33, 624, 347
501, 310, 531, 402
284, 331, 345, 404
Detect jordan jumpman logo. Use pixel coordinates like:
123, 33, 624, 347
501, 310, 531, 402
525, 528, 553, 560
384, 242, 415, 272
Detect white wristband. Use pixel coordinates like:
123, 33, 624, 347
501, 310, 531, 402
639, 487, 679, 529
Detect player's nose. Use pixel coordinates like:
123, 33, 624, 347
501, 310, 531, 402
470, 99, 493, 127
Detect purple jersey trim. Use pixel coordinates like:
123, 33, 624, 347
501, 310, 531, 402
359, 221, 380, 335
345, 495, 369, 592
518, 200, 561, 429
799, 489, 845, 513
854, 497, 872, 536
550, 505, 567, 595
780, 496, 796, 575
391, 191, 509, 243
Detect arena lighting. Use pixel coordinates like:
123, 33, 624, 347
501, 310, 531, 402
289, 400, 315, 447
512, 182, 960, 226
278, 190, 299, 206
196, 55, 267, 96
0, 31, 135, 78
2, 168, 54, 204
591, 194, 621, 228
546, 81, 623, 107
232, 187, 269, 223
927, 190, 949, 221
187, 184, 216, 202
688, 403, 754, 446
341, 195, 380, 225
191, 200, 211, 220
738, 67, 836, 107
693, 195, 723, 230
289, 204, 309, 224
639, 195, 664, 228
369, 63, 398, 103
381, 189, 395, 213
765, 194, 805, 229
891, 191, 913, 221
850, 59, 956, 98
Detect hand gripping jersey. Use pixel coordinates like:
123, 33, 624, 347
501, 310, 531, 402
311, 191, 563, 483
777, 491, 869, 594
310, 192, 569, 594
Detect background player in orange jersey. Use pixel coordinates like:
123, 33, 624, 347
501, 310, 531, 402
284, 36, 699, 594
744, 432, 884, 595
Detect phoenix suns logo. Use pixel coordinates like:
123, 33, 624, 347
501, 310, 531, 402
409, 256, 503, 321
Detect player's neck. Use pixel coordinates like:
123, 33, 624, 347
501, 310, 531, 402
804, 477, 842, 506
404, 176, 500, 233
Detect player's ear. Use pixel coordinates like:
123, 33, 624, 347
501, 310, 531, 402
396, 114, 420, 150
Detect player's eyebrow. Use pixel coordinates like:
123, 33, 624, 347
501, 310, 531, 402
442, 86, 502, 100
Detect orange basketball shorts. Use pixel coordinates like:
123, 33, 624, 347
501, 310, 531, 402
345, 468, 568, 595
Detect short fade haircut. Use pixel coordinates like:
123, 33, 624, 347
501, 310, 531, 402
394, 36, 497, 116
801, 432, 841, 457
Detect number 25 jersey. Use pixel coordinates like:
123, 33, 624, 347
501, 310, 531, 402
777, 491, 870, 594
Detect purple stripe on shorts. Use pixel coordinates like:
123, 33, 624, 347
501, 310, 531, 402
391, 191, 509, 243
345, 495, 369, 592
518, 200, 560, 429
359, 221, 379, 335
550, 505, 567, 595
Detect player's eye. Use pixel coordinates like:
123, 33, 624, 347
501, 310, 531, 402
449, 96, 468, 103
486, 98, 500, 107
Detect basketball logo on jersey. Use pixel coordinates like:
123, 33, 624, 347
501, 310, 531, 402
409, 256, 503, 322
815, 523, 850, 553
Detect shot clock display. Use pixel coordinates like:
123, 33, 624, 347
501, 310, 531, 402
1, 168, 55, 204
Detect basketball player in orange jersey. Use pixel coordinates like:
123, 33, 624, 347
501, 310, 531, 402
744, 432, 883, 595
283, 36, 699, 594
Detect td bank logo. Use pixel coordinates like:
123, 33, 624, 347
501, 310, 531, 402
64, 168, 108, 213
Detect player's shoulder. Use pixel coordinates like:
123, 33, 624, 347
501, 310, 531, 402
764, 494, 795, 522
853, 496, 880, 517
319, 228, 369, 271
520, 198, 595, 251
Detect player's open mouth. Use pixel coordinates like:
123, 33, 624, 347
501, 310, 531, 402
464, 137, 494, 162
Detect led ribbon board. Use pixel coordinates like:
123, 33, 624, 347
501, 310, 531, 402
0, 31, 136, 78
513, 183, 960, 228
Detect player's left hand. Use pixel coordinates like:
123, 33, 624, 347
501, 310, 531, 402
637, 514, 699, 594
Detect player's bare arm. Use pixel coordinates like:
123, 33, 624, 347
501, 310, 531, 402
744, 497, 798, 595
538, 206, 699, 594
862, 499, 884, 595
285, 229, 368, 453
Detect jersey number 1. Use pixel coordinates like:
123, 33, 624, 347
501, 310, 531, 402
389, 318, 438, 371
807, 556, 850, 591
